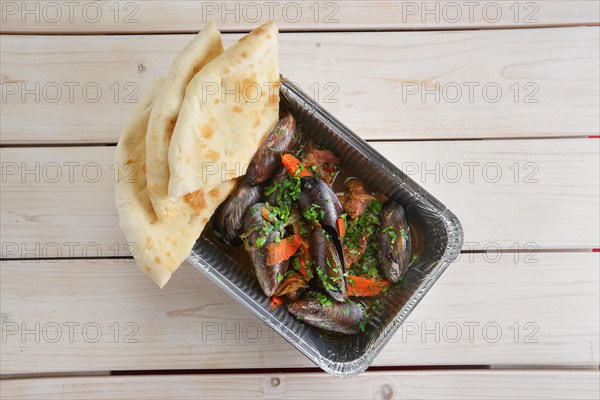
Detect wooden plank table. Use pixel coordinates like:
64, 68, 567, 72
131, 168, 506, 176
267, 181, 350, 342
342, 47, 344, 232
1, 1, 599, 398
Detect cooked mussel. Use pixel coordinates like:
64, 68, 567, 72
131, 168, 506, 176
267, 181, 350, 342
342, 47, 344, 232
246, 112, 298, 186
299, 176, 343, 231
287, 295, 365, 334
376, 201, 412, 283
243, 203, 288, 296
213, 177, 262, 246
309, 227, 347, 302
265, 164, 288, 206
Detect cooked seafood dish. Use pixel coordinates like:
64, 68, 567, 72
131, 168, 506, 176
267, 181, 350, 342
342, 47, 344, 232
213, 112, 413, 335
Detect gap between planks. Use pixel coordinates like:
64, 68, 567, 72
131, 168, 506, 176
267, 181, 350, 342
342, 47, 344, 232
3, 24, 600, 36
1, 369, 599, 400
7, 364, 598, 381
0, 135, 596, 149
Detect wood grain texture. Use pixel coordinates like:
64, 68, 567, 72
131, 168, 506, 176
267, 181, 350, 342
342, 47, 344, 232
1, 1, 598, 34
1, 370, 599, 399
1, 138, 597, 259
1, 27, 598, 144
1, 252, 598, 374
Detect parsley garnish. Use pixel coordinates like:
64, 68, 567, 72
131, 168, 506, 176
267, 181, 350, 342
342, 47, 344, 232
400, 229, 409, 241
359, 320, 366, 332
313, 292, 332, 307
255, 236, 266, 248
302, 203, 321, 225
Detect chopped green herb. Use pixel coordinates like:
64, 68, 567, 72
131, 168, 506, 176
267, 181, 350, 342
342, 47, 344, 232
400, 229, 409, 241
342, 308, 350, 315
277, 272, 283, 283
299, 222, 309, 236
264, 184, 278, 196
255, 236, 266, 248
323, 281, 337, 291
359, 320, 366, 332
388, 230, 398, 244
302, 203, 321, 225
313, 292, 332, 307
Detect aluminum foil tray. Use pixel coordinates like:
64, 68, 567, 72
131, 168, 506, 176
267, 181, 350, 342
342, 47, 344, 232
188, 76, 463, 377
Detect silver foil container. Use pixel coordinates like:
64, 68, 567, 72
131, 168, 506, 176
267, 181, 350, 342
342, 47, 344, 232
188, 77, 464, 377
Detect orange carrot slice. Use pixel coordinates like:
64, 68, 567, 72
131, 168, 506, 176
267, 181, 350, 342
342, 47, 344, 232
337, 217, 346, 239
271, 295, 285, 309
297, 258, 309, 280
282, 154, 312, 177
266, 234, 303, 266
347, 275, 390, 297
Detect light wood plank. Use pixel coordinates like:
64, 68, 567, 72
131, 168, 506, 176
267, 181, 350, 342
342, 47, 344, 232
1, 253, 598, 374
1, 1, 598, 34
1, 138, 597, 259
1, 27, 598, 144
1, 370, 599, 399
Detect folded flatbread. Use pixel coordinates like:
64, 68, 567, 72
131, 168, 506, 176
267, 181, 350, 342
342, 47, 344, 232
115, 78, 235, 288
146, 22, 224, 221
168, 22, 279, 198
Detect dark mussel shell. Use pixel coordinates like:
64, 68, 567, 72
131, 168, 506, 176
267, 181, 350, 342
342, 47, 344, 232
243, 202, 288, 296
309, 227, 347, 302
299, 176, 343, 231
213, 177, 262, 246
287, 295, 365, 335
246, 112, 298, 186
376, 201, 412, 283
265, 164, 288, 206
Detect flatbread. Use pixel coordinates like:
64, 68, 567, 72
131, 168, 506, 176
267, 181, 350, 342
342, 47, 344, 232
168, 22, 280, 198
146, 22, 224, 221
115, 78, 236, 288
